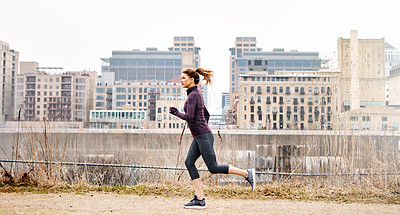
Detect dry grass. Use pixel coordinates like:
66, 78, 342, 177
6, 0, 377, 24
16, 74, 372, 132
0, 179, 399, 204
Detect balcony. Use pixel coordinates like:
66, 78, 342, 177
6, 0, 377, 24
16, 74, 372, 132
272, 110, 277, 113
257, 110, 262, 114
266, 100, 271, 104
250, 99, 255, 104
272, 91, 277, 95
293, 101, 298, 105
314, 92, 319, 95
308, 102, 313, 105
257, 90, 262, 94
287, 110, 291, 114
285, 91, 291, 95
279, 101, 284, 105
300, 91, 305, 95
308, 119, 313, 123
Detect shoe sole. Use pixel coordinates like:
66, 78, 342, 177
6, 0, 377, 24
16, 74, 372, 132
184, 205, 206, 209
251, 168, 256, 191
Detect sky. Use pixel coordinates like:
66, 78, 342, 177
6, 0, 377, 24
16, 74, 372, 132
1, 0, 399, 114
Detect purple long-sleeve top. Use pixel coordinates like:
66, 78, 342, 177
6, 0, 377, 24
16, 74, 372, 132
173, 86, 211, 136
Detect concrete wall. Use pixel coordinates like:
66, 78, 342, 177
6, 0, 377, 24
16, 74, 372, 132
1, 129, 399, 173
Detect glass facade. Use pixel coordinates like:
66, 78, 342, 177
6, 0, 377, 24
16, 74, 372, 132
102, 52, 183, 82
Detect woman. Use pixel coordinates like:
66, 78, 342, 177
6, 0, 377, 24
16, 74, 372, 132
169, 68, 255, 209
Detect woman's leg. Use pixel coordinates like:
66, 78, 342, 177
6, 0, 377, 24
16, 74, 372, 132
196, 132, 229, 174
192, 178, 203, 199
228, 165, 248, 177
185, 138, 203, 199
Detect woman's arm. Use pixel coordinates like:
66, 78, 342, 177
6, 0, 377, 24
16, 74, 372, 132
169, 94, 197, 123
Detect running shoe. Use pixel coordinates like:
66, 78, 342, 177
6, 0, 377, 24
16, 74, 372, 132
245, 168, 256, 191
184, 195, 206, 209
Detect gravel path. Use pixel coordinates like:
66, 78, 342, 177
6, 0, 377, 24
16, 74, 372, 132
0, 192, 399, 215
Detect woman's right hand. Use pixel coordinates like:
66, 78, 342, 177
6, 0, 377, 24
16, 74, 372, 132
169, 107, 178, 115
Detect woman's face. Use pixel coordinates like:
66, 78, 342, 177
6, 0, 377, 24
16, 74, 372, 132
181, 73, 194, 88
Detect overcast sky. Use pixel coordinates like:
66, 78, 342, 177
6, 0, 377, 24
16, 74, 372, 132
1, 0, 399, 114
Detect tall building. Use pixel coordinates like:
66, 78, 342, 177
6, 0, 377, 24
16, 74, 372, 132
0, 40, 19, 123
229, 37, 260, 103
337, 30, 386, 112
15, 67, 97, 126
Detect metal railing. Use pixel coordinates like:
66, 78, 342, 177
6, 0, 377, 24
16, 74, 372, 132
2, 159, 400, 177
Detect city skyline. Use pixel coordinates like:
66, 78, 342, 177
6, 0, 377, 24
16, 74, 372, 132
2, 0, 400, 114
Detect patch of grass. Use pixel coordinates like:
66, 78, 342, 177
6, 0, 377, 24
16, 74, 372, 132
0, 180, 399, 204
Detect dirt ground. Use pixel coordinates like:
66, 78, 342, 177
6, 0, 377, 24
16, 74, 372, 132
0, 192, 399, 215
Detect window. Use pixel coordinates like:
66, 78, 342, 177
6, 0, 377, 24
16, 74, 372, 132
96, 88, 105, 93
362, 116, 371, 121
382, 116, 387, 121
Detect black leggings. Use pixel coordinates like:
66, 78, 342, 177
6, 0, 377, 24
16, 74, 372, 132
185, 132, 229, 180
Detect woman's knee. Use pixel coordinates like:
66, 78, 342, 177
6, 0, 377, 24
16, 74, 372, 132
185, 158, 195, 169
208, 165, 219, 174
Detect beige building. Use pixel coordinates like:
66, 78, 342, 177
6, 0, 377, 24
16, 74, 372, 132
388, 64, 400, 106
336, 106, 400, 131
337, 30, 386, 111
0, 40, 19, 123
94, 81, 189, 129
15, 67, 97, 126
237, 70, 339, 130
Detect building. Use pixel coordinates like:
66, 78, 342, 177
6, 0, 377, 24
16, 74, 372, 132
89, 106, 146, 129
93, 81, 187, 129
169, 36, 201, 68
237, 69, 338, 130
15, 67, 97, 126
337, 30, 386, 112
385, 43, 400, 102
228, 37, 260, 105
100, 36, 208, 107
0, 40, 19, 123
244, 48, 323, 72
221, 92, 230, 110
336, 106, 400, 131
388, 64, 400, 107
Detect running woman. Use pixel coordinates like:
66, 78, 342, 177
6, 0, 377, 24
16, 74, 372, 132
169, 68, 256, 209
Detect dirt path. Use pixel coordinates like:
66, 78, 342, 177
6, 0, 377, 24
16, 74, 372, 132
0, 192, 399, 215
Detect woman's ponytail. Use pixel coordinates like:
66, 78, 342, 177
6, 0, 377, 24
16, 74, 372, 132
195, 68, 214, 85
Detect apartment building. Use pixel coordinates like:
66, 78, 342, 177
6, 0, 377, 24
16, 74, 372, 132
15, 67, 97, 126
237, 68, 338, 130
0, 40, 19, 123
